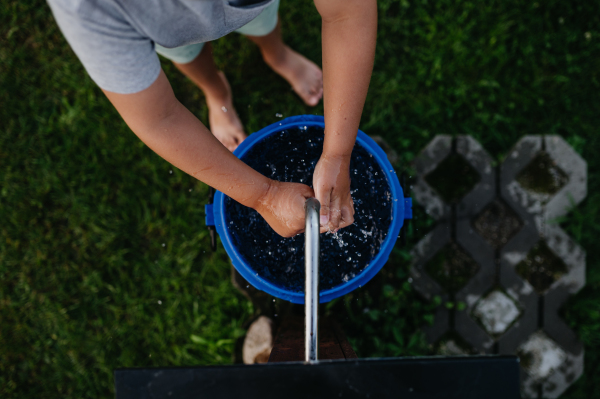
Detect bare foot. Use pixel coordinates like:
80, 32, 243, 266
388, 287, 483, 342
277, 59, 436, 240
206, 71, 246, 152
264, 46, 323, 107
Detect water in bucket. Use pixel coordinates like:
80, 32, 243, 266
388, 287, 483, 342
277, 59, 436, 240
207, 115, 411, 303
227, 126, 392, 291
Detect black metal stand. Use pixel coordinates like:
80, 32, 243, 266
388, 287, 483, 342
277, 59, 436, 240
115, 355, 520, 399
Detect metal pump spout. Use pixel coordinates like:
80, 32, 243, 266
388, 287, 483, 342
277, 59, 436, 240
304, 198, 320, 363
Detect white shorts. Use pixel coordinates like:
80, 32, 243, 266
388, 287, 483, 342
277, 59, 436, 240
155, 0, 280, 64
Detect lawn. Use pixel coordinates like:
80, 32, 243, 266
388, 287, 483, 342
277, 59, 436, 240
1, 0, 599, 397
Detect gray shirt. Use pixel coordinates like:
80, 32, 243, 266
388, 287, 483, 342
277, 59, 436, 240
47, 0, 274, 93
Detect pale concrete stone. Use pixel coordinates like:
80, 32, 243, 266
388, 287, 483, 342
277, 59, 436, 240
438, 340, 467, 356
243, 316, 274, 364
473, 291, 521, 335
519, 331, 567, 382
412, 135, 452, 220
455, 135, 496, 219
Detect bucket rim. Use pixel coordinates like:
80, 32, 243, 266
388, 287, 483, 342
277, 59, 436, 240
213, 115, 404, 303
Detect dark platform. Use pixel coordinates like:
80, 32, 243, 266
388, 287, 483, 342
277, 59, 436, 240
115, 355, 520, 399
268, 316, 357, 362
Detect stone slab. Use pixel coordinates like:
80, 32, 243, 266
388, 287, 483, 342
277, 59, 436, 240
543, 135, 587, 221
455, 135, 496, 219
412, 135, 453, 220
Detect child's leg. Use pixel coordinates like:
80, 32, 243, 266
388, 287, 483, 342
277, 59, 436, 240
169, 43, 246, 152
235, 2, 323, 107
245, 20, 323, 107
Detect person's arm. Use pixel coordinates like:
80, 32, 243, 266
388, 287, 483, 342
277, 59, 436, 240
103, 69, 314, 237
312, 0, 378, 232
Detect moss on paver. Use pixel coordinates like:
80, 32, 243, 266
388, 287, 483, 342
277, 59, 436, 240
425, 241, 480, 295
517, 151, 568, 196
516, 241, 569, 294
425, 153, 480, 204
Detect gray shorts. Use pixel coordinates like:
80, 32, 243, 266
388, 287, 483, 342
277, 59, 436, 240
155, 0, 280, 64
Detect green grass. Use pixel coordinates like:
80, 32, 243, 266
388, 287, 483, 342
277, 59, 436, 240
1, 0, 599, 397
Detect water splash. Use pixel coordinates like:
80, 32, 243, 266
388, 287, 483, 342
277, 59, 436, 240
225, 126, 393, 291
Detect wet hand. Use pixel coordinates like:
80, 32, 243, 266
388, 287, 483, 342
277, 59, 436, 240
313, 154, 355, 233
255, 180, 315, 238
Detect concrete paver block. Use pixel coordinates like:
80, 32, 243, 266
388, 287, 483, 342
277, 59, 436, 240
543, 136, 587, 220
455, 135, 496, 219
409, 135, 586, 397
474, 290, 522, 336
409, 223, 452, 342
413, 135, 453, 220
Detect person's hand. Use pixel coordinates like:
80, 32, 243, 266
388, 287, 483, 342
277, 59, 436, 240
313, 154, 355, 233
255, 180, 316, 237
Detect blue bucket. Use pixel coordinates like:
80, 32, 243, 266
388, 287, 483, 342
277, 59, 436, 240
205, 115, 412, 304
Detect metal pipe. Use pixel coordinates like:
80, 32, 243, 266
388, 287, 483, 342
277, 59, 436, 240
304, 198, 320, 362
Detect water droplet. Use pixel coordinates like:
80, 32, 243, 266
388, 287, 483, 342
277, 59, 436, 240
157, 300, 162, 305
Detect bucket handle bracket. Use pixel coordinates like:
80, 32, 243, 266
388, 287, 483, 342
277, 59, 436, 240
205, 187, 217, 252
